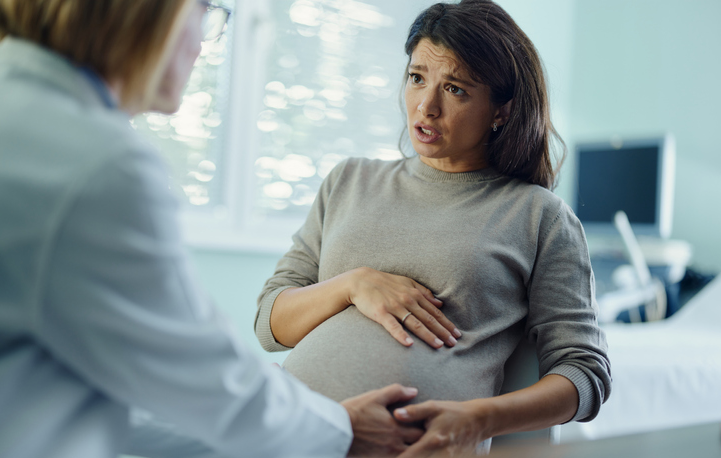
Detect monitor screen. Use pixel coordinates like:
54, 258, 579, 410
573, 136, 675, 238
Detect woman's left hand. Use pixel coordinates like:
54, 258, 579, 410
392, 375, 579, 457
392, 399, 491, 457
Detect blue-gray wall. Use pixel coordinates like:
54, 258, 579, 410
564, 0, 721, 272
189, 249, 286, 363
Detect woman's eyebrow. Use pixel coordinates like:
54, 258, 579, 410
445, 73, 477, 88
408, 64, 477, 88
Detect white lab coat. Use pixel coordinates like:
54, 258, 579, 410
0, 36, 351, 458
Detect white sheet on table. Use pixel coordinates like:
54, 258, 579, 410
560, 276, 721, 442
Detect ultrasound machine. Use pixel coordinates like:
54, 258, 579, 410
572, 134, 692, 322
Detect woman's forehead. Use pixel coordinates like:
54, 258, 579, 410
410, 39, 471, 80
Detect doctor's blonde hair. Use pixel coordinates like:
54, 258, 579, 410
0, 0, 194, 111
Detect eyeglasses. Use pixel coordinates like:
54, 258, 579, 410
199, 1, 231, 42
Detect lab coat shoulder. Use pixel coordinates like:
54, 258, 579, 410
1, 37, 353, 457
36, 127, 352, 458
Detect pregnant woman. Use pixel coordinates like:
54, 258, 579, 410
255, 0, 611, 454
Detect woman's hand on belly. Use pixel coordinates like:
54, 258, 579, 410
349, 267, 461, 349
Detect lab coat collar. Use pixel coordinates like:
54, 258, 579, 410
0, 36, 118, 111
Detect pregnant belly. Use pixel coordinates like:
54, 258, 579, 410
282, 306, 501, 404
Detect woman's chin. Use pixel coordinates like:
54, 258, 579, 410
410, 143, 442, 160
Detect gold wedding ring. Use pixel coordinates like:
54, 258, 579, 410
401, 311, 412, 324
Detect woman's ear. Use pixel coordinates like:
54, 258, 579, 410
494, 99, 513, 126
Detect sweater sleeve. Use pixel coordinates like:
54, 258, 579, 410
526, 201, 612, 423
255, 160, 347, 352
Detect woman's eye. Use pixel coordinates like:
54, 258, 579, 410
448, 85, 466, 95
409, 73, 422, 84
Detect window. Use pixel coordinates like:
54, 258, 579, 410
134, 0, 435, 252
131, 32, 230, 208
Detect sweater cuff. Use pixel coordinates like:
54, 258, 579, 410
544, 364, 595, 422
255, 286, 295, 352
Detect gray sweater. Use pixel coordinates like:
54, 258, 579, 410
256, 157, 611, 422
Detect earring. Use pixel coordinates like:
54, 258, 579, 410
492, 123, 498, 132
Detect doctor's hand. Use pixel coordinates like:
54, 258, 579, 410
347, 267, 461, 349
393, 399, 491, 458
342, 384, 424, 457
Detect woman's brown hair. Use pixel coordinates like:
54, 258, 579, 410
0, 0, 192, 111
402, 0, 565, 189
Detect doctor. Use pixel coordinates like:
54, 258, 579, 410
0, 1, 423, 457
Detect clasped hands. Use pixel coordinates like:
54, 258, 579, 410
342, 384, 492, 458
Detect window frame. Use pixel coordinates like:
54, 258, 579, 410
179, 0, 306, 254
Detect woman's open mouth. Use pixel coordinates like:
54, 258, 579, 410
414, 123, 441, 143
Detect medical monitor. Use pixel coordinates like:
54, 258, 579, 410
573, 135, 675, 239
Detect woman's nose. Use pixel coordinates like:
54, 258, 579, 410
418, 90, 441, 118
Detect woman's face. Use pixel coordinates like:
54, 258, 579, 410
151, 1, 206, 114
405, 38, 504, 173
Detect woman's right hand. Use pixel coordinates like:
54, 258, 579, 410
346, 267, 461, 349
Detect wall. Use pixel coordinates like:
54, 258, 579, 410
567, 0, 721, 272
189, 249, 286, 363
